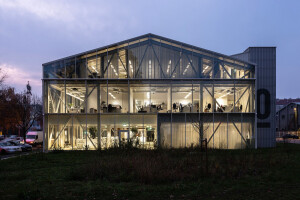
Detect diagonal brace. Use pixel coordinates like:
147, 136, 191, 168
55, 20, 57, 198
50, 117, 72, 149
203, 85, 225, 112
184, 54, 198, 75
135, 45, 149, 77
103, 53, 115, 75
151, 45, 166, 78
221, 63, 232, 79
74, 117, 97, 149
232, 120, 249, 147
207, 122, 222, 144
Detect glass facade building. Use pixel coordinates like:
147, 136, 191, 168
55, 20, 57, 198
43, 34, 256, 150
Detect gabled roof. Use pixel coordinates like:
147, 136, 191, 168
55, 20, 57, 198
43, 33, 255, 67
277, 98, 300, 105
277, 102, 300, 114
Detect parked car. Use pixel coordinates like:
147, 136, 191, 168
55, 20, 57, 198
0, 135, 4, 141
8, 135, 17, 140
0, 142, 22, 154
16, 137, 24, 142
282, 134, 299, 139
26, 131, 43, 146
7, 140, 32, 152
0, 146, 5, 154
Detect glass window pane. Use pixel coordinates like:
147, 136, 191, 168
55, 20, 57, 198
65, 81, 86, 113
144, 115, 157, 149
65, 58, 75, 78
118, 48, 127, 78
172, 113, 187, 148
107, 82, 128, 113
228, 114, 242, 149
87, 82, 98, 113
172, 84, 193, 113
159, 114, 171, 148
214, 83, 235, 113
87, 115, 98, 150
193, 84, 200, 113
104, 50, 119, 79
202, 83, 213, 113
150, 84, 171, 113
202, 58, 213, 78
47, 81, 65, 113
180, 52, 199, 78
75, 56, 86, 78
87, 56, 101, 78
100, 115, 115, 148
235, 83, 253, 113
43, 61, 65, 78
128, 44, 148, 78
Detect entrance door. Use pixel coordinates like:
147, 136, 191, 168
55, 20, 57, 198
118, 130, 129, 145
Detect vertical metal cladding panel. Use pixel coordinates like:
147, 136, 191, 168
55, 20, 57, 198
230, 52, 249, 62
232, 47, 276, 148
249, 47, 276, 148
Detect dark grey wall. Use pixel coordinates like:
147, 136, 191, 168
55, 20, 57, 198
232, 47, 276, 148
277, 103, 300, 131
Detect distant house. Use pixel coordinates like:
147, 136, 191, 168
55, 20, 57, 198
276, 102, 300, 132
276, 98, 300, 112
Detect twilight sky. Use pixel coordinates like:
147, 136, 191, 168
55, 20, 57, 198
0, 0, 299, 98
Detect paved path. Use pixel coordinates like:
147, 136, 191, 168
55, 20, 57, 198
0, 147, 42, 160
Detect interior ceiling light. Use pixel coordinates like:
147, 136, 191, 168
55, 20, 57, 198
91, 65, 99, 73
129, 60, 134, 73
66, 92, 84, 101
183, 64, 190, 75
149, 60, 152, 76
149, 60, 152, 77
167, 60, 171, 73
184, 92, 191, 99
108, 92, 116, 99
219, 91, 231, 98
110, 64, 118, 76
202, 65, 209, 73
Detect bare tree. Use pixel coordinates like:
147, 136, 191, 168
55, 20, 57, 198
188, 114, 210, 150
0, 76, 42, 138
188, 114, 211, 173
15, 83, 42, 142
0, 68, 7, 87
0, 87, 19, 135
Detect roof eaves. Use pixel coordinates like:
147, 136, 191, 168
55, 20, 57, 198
277, 102, 299, 113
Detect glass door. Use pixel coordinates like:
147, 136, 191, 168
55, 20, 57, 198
118, 130, 129, 145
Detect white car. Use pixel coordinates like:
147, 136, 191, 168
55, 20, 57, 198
0, 142, 22, 154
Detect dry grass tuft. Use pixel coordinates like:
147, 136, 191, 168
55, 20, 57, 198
68, 147, 289, 184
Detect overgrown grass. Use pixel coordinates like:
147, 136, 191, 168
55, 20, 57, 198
0, 143, 300, 199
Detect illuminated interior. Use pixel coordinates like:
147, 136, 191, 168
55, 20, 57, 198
43, 34, 255, 150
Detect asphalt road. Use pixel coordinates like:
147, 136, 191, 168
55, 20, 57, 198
0, 147, 42, 160
276, 138, 300, 144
